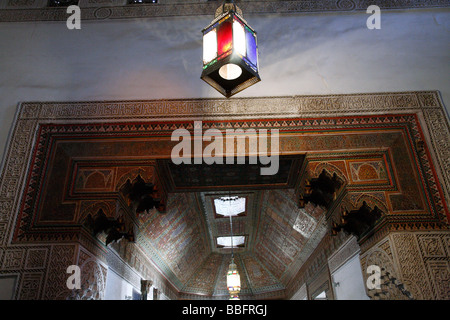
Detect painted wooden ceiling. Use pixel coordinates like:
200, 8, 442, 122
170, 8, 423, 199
136, 187, 327, 299
136, 155, 322, 298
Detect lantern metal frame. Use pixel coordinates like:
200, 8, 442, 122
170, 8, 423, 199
201, 2, 261, 98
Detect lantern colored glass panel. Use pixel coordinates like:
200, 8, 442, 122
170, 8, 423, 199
217, 20, 233, 57
233, 20, 246, 57
203, 29, 217, 65
245, 27, 258, 68
227, 264, 241, 293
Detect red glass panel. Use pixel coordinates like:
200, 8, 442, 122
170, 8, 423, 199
217, 20, 233, 57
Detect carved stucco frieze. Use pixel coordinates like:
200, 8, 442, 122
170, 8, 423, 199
67, 246, 108, 300
422, 108, 450, 204
42, 244, 77, 300
0, 0, 449, 22
328, 235, 361, 274
360, 231, 450, 300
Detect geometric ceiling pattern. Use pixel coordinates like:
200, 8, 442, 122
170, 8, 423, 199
3, 92, 449, 299
137, 187, 327, 299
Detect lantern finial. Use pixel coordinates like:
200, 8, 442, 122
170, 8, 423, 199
215, 0, 243, 18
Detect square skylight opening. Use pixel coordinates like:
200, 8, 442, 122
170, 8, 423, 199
216, 236, 246, 248
214, 196, 246, 217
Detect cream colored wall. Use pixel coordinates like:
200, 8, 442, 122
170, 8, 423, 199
104, 269, 140, 300
331, 254, 369, 300
0, 8, 449, 164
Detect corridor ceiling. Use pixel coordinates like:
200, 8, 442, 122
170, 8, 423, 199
137, 155, 329, 298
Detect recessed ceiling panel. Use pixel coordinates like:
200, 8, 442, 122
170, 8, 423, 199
157, 155, 305, 193
216, 236, 246, 248
214, 196, 246, 217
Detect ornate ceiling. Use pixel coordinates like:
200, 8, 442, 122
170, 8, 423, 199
3, 92, 449, 299
136, 184, 328, 298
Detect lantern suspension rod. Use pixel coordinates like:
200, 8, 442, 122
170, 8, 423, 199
229, 213, 234, 259
227, 191, 235, 260
224, 0, 235, 5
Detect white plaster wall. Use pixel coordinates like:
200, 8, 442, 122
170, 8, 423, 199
331, 254, 370, 300
104, 269, 139, 300
0, 8, 449, 163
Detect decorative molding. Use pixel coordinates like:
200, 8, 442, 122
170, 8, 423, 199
18, 272, 44, 300
78, 0, 126, 8
360, 230, 450, 300
290, 283, 307, 300
422, 107, 450, 206
328, 235, 360, 274
68, 246, 108, 300
42, 244, 77, 300
1, 249, 25, 270
17, 91, 445, 121
105, 241, 179, 300
3, 0, 47, 10
24, 247, 48, 270
13, 91, 450, 209
390, 232, 434, 299
0, 0, 449, 22
105, 245, 141, 290
285, 231, 348, 298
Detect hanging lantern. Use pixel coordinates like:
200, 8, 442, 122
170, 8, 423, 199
226, 260, 241, 296
201, 1, 260, 98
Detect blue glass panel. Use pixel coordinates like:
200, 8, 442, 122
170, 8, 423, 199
245, 28, 258, 68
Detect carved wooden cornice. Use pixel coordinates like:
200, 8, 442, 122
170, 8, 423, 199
0, 0, 449, 23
